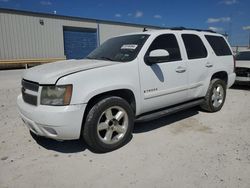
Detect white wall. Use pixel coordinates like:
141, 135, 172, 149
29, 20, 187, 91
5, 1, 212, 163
99, 24, 146, 44
0, 11, 158, 60
0, 12, 97, 59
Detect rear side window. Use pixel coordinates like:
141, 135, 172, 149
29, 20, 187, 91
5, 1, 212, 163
147, 34, 182, 62
205, 35, 232, 56
182, 34, 208, 59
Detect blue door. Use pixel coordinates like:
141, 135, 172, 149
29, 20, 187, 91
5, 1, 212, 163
63, 27, 97, 59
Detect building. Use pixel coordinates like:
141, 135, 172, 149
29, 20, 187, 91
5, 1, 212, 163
0, 8, 162, 64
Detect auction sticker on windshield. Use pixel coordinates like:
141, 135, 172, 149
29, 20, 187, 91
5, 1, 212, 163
121, 44, 138, 50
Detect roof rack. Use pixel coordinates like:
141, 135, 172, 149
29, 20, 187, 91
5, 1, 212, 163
168, 27, 216, 33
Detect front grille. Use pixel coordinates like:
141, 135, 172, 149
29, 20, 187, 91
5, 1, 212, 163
22, 79, 39, 92
22, 79, 39, 106
235, 67, 250, 77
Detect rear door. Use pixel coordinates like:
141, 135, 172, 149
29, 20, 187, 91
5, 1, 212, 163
181, 34, 210, 99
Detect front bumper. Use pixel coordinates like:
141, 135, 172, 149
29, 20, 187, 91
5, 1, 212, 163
235, 67, 250, 84
235, 76, 250, 86
17, 94, 86, 140
235, 76, 250, 82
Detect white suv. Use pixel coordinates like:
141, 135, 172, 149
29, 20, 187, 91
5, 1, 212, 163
17, 28, 236, 152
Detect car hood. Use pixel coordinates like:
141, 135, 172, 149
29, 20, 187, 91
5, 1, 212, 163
236, 60, 250, 68
23, 59, 119, 84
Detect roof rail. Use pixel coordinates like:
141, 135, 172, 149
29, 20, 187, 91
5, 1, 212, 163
169, 27, 216, 33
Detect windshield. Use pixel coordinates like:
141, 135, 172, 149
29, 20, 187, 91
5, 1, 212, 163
236, 51, 250, 61
86, 34, 149, 62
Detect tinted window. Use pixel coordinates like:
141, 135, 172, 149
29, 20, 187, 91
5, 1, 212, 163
146, 34, 182, 62
236, 51, 250, 61
205, 35, 232, 56
182, 34, 208, 59
87, 34, 149, 62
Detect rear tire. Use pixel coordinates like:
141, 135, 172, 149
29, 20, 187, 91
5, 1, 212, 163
83, 96, 134, 153
201, 79, 227, 112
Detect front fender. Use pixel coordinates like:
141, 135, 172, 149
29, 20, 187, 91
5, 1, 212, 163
84, 85, 137, 102
56, 61, 142, 115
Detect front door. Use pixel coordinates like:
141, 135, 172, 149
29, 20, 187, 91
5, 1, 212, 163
138, 34, 189, 114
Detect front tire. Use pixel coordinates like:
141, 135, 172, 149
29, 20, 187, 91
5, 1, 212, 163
83, 96, 134, 153
201, 78, 227, 112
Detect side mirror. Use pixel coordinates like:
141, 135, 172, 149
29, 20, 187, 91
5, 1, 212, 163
145, 49, 170, 65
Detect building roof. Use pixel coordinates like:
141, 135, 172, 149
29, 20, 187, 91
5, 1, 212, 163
0, 8, 164, 29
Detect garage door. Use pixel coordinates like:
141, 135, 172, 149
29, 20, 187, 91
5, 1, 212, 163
63, 27, 97, 59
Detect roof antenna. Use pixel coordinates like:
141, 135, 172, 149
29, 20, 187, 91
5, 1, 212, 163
143, 28, 147, 32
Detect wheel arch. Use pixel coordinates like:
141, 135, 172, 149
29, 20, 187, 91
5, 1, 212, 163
81, 89, 137, 135
211, 71, 228, 85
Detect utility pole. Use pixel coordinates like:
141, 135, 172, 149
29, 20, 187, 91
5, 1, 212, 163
228, 14, 232, 44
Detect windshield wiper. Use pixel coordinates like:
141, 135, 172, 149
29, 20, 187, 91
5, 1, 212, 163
98, 57, 115, 61
86, 56, 115, 61
85, 56, 95, 60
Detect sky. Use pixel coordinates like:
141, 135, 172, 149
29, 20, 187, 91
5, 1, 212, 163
0, 0, 250, 46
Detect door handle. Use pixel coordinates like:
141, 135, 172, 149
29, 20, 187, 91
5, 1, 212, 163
175, 66, 186, 73
205, 62, 213, 68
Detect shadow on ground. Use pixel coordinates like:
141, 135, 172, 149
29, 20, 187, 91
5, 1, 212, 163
30, 107, 200, 153
134, 107, 199, 133
30, 131, 87, 153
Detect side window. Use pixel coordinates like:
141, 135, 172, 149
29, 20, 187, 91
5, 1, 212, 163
146, 34, 182, 62
182, 34, 208, 59
205, 35, 232, 56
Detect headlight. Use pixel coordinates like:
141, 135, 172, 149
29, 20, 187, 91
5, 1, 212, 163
41, 85, 72, 106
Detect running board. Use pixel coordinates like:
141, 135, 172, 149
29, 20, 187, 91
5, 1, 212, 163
136, 98, 204, 122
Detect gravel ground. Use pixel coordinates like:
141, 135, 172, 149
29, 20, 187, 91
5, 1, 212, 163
0, 69, 250, 188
